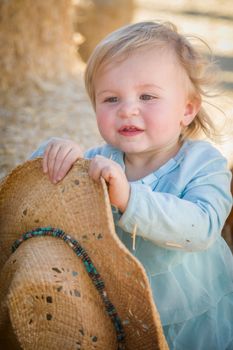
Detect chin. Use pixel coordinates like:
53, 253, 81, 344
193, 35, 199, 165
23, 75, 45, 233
118, 144, 144, 154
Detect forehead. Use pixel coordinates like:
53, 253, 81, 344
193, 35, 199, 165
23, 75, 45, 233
93, 46, 193, 100
95, 47, 182, 84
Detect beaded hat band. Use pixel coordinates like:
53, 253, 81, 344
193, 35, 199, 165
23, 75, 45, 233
0, 158, 168, 350
12, 226, 126, 350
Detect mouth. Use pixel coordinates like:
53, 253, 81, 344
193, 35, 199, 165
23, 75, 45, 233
118, 125, 144, 137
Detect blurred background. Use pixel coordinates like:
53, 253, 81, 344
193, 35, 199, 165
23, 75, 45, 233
0, 0, 233, 248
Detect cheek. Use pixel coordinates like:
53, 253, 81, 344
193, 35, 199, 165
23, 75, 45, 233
146, 113, 181, 137
96, 111, 113, 135
144, 109, 167, 132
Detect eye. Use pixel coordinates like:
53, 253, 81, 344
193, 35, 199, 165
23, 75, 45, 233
104, 96, 118, 103
140, 94, 156, 101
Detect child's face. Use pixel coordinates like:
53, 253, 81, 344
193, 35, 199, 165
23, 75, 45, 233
94, 48, 198, 157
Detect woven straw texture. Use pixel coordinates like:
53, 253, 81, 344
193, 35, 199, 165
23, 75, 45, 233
0, 158, 168, 350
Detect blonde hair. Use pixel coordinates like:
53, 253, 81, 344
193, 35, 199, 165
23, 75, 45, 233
85, 21, 220, 141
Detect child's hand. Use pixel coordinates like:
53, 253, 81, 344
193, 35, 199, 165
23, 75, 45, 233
89, 155, 130, 213
43, 138, 83, 183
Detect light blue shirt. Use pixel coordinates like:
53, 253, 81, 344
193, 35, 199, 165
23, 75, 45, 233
84, 139, 233, 328
31, 139, 233, 327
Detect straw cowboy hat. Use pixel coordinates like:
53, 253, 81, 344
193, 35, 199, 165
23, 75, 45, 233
0, 158, 168, 350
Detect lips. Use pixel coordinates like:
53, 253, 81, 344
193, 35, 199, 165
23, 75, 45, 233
118, 125, 144, 137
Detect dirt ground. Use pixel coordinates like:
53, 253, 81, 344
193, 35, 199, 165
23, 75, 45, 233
1, 0, 233, 180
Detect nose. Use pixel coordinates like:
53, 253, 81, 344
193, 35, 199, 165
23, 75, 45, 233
117, 100, 140, 118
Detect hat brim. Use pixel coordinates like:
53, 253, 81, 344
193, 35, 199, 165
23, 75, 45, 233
0, 158, 168, 349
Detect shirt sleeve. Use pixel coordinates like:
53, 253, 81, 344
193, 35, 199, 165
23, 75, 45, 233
118, 156, 232, 252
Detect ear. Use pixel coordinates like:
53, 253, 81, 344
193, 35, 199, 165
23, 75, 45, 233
181, 96, 201, 127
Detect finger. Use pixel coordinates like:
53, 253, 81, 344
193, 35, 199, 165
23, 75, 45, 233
88, 158, 101, 182
42, 142, 53, 174
89, 157, 114, 183
54, 147, 82, 182
100, 167, 112, 183
50, 145, 71, 182
42, 138, 65, 174
46, 143, 63, 182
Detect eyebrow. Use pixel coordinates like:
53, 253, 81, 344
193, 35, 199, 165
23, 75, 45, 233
96, 84, 163, 97
96, 90, 113, 97
136, 83, 164, 90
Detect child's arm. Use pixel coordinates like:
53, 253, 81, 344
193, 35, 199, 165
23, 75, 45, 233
117, 155, 232, 252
